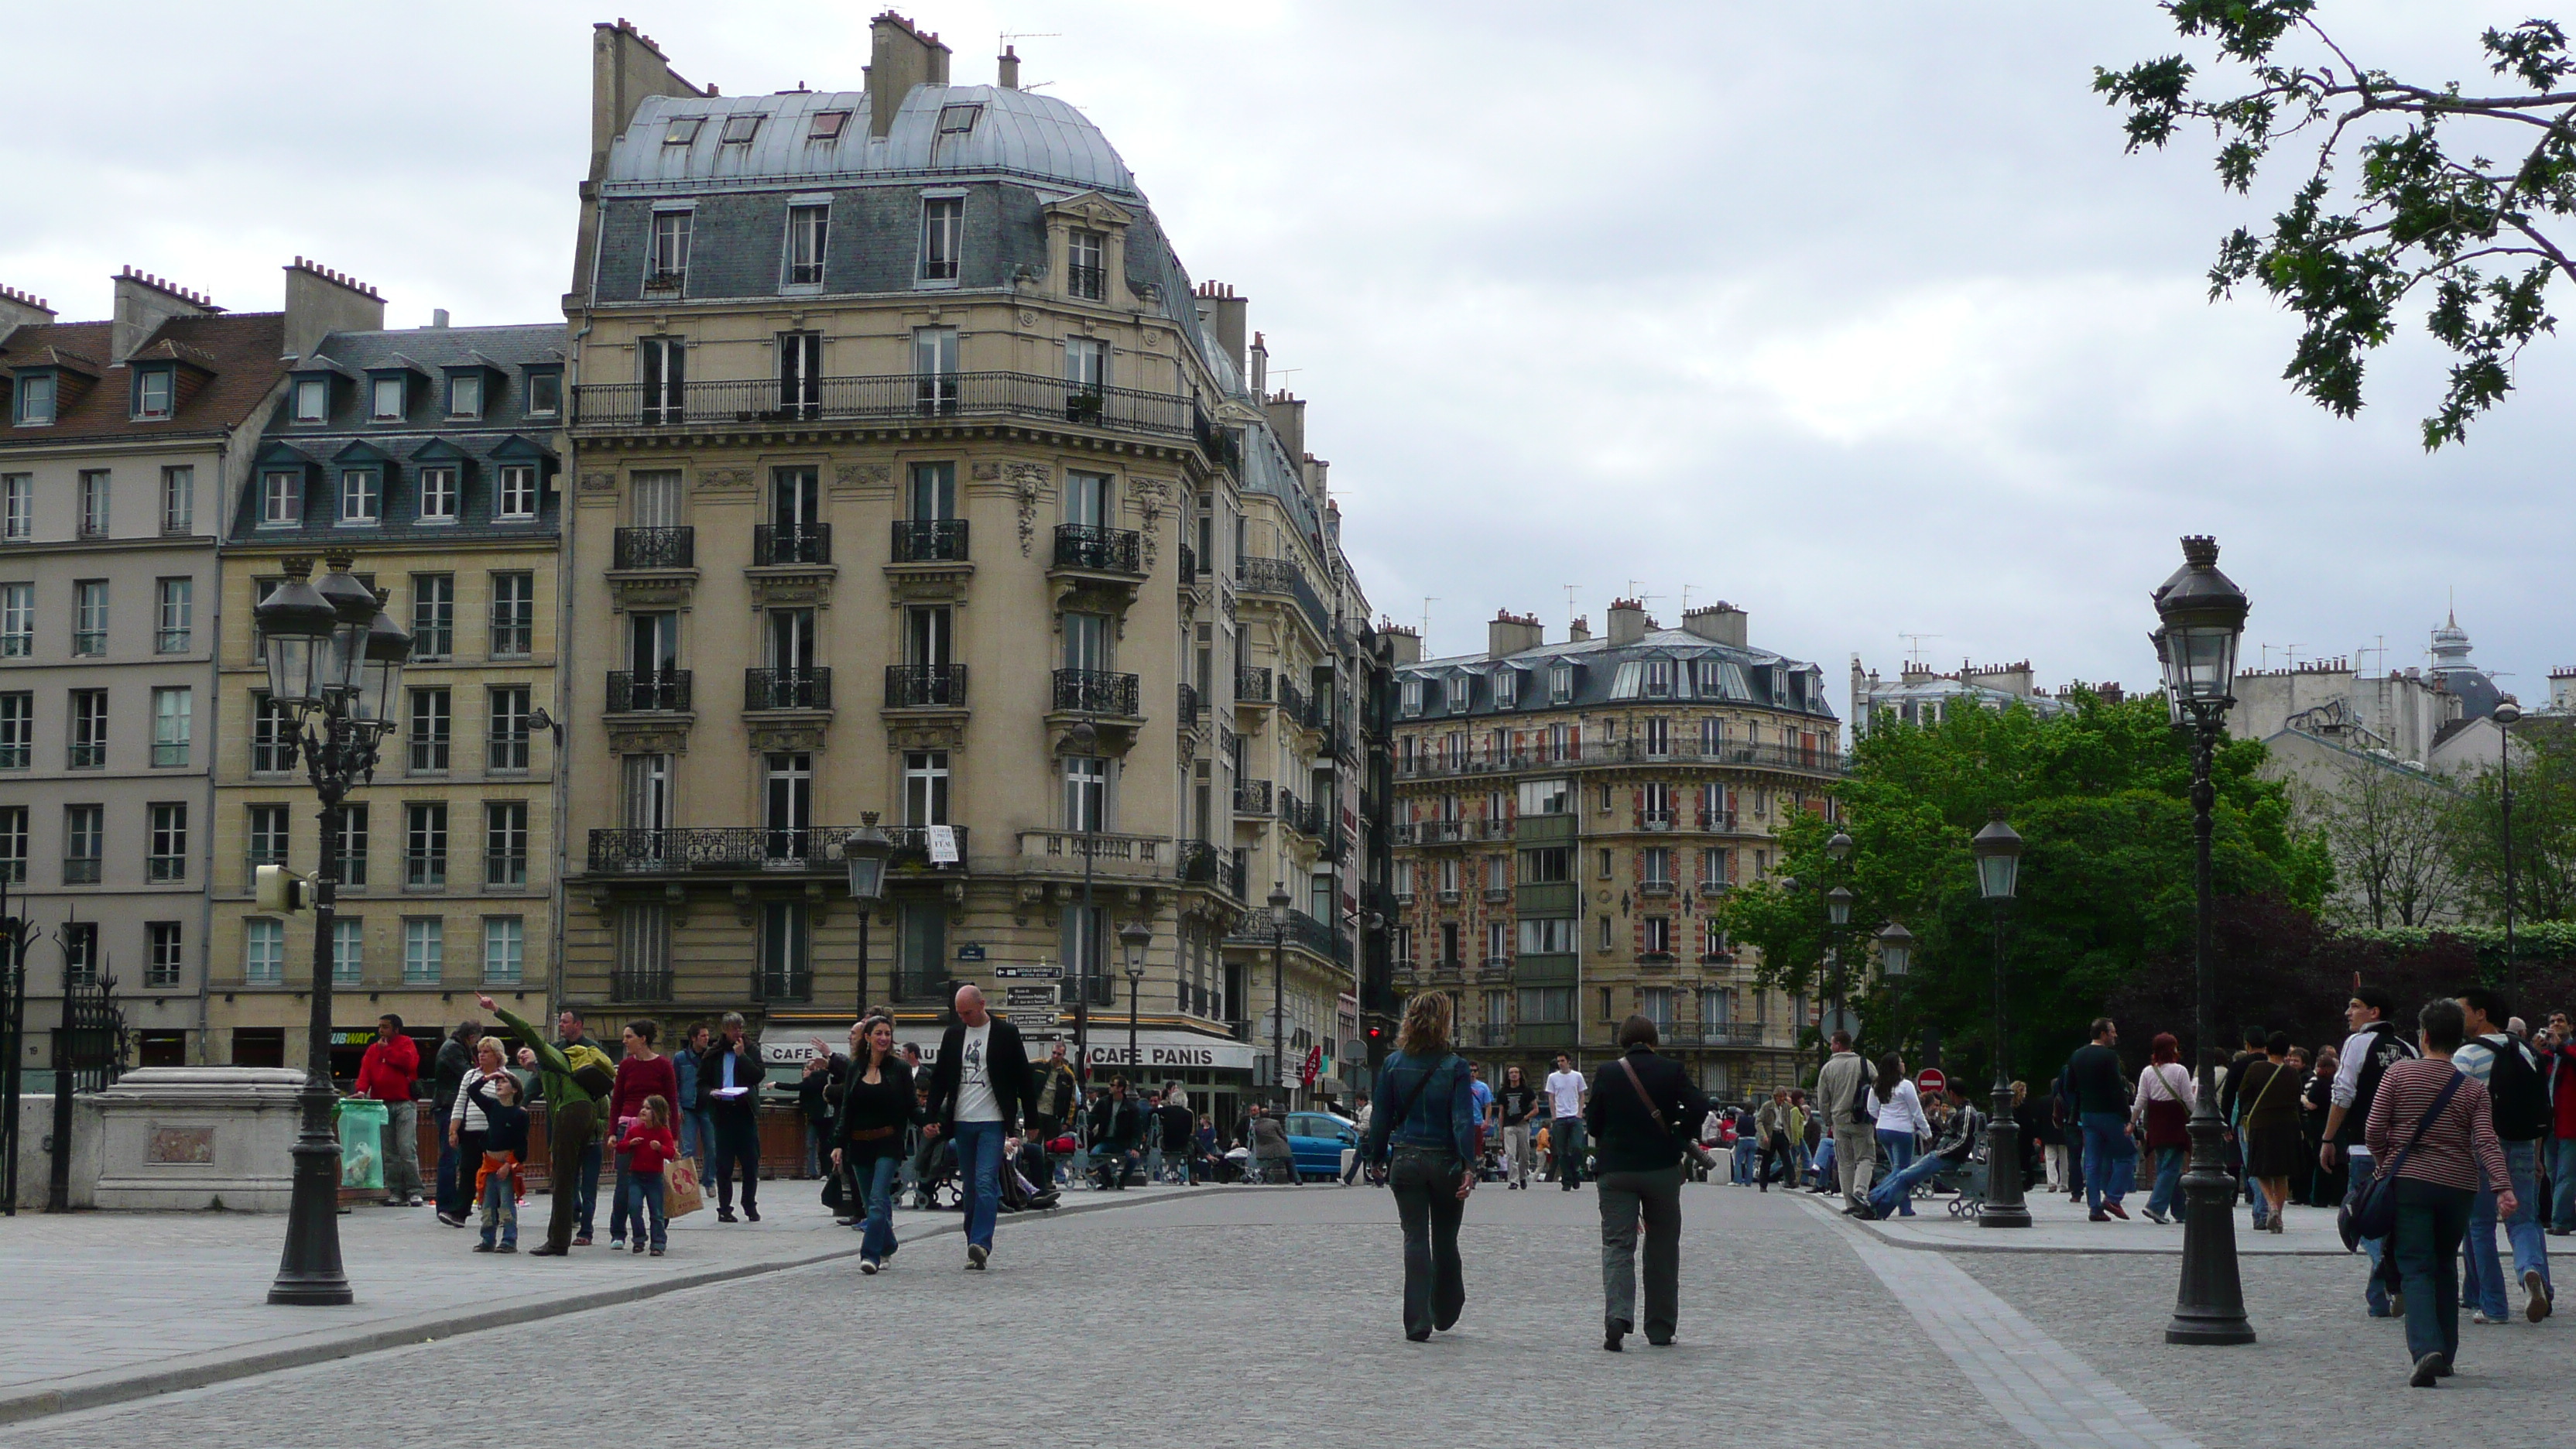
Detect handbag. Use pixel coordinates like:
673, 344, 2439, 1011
664, 1156, 705, 1219
2340, 1070, 2465, 1249
1617, 1057, 1720, 1173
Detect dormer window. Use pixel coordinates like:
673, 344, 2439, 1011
338, 469, 380, 524
497, 465, 540, 520
649, 209, 692, 292
418, 467, 457, 522
1400, 680, 1423, 718
293, 378, 327, 423
1447, 676, 1472, 711
1645, 659, 1675, 697
446, 373, 483, 420
372, 376, 406, 421
525, 370, 561, 418
12, 374, 53, 426
1550, 663, 1574, 703
1494, 670, 1518, 707
920, 197, 962, 283
260, 470, 303, 526
719, 114, 762, 144
1067, 229, 1105, 300
808, 110, 849, 141
785, 204, 829, 287
663, 116, 702, 146
937, 104, 982, 134
132, 368, 174, 420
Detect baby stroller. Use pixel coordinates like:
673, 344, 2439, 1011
1933, 1148, 1990, 1218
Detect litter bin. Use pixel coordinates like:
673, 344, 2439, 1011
335, 1098, 388, 1191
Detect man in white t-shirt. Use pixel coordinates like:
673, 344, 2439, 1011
924, 985, 1035, 1269
1545, 1053, 1589, 1190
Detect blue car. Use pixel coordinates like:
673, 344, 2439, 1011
1284, 1111, 1358, 1180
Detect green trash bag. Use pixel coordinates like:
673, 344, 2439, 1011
335, 1098, 387, 1190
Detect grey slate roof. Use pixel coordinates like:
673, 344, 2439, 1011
603, 85, 1136, 195
1398, 629, 1836, 721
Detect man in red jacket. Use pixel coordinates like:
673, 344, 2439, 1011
355, 1014, 423, 1208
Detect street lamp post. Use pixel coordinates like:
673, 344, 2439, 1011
841, 814, 892, 1014
1122, 920, 1151, 1075
1971, 813, 2031, 1228
255, 554, 410, 1306
1071, 721, 1100, 1087
1269, 882, 1292, 1111
1874, 921, 1914, 1044
2151, 534, 2256, 1345
2493, 701, 2523, 995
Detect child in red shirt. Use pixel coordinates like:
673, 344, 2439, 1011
615, 1095, 680, 1255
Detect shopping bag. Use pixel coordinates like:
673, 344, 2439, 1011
665, 1156, 705, 1218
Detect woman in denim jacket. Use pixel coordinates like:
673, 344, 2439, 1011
1363, 992, 1483, 1341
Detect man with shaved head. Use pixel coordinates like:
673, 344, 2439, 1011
923, 983, 1036, 1269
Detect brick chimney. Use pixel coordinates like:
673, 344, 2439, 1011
0, 283, 52, 348
997, 43, 1019, 89
1568, 615, 1591, 642
1606, 598, 1648, 647
1488, 609, 1543, 659
111, 267, 222, 365
1194, 282, 1249, 382
282, 258, 385, 361
1680, 603, 1747, 648
1263, 392, 1306, 461
1381, 623, 1422, 668
869, 12, 951, 139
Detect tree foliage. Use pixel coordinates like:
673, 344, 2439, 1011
2287, 749, 2462, 927
2098, 3, 2576, 447
2448, 718, 2576, 923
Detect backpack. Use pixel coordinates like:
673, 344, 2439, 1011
2341, 1024, 2419, 1146
2475, 1033, 2550, 1142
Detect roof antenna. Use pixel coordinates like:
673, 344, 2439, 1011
1420, 598, 1437, 645
1564, 584, 1579, 628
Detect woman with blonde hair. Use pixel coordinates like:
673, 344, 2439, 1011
1361, 991, 1482, 1341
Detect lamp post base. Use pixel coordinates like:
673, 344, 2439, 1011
266, 1077, 351, 1306
2166, 1105, 2253, 1344
1978, 1091, 2031, 1228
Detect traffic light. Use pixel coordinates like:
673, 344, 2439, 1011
254, 864, 317, 914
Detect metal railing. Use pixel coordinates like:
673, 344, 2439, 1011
1067, 262, 1105, 300
590, 825, 882, 874
752, 966, 813, 1005
890, 519, 968, 563
1052, 669, 1139, 716
1175, 840, 1245, 899
611, 970, 673, 1003
1225, 906, 1340, 959
1177, 682, 1200, 728
1052, 523, 1143, 575
745, 668, 831, 711
1393, 738, 1846, 780
1235, 666, 1271, 703
613, 526, 694, 570
574, 370, 1207, 441
885, 663, 967, 709
1277, 677, 1312, 730
607, 670, 692, 713
1237, 555, 1331, 638
1234, 780, 1273, 816
752, 523, 831, 566
1177, 542, 1197, 582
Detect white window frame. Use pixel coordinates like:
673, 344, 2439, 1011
784, 201, 829, 288
919, 194, 964, 284
245, 918, 286, 985
293, 378, 328, 424
133, 368, 173, 421
261, 471, 303, 526
371, 376, 406, 421
1, 474, 28, 540
417, 466, 458, 522
159, 465, 193, 533
496, 464, 539, 520
403, 918, 444, 985
337, 468, 380, 525
483, 916, 525, 984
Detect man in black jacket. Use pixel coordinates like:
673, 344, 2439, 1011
701, 1012, 768, 1222
922, 985, 1035, 1268
1091, 1077, 1143, 1190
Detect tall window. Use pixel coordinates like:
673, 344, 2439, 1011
903, 751, 950, 827
1067, 228, 1104, 300
0, 805, 25, 882
156, 577, 192, 652
72, 580, 107, 655
640, 336, 687, 424
913, 327, 958, 413
408, 689, 451, 771
405, 803, 448, 887
0, 692, 29, 769
250, 693, 294, 772
262, 469, 303, 525
760, 901, 810, 1000
151, 687, 191, 767
1486, 920, 1509, 965
763, 752, 812, 859
417, 467, 458, 522
1063, 611, 1110, 673
486, 686, 531, 770
898, 903, 947, 999
488, 572, 533, 657
148, 803, 187, 881
338, 468, 380, 524
920, 196, 962, 281
649, 208, 693, 287
245, 918, 286, 985
617, 903, 670, 991
777, 332, 821, 416
411, 574, 454, 660
496, 465, 539, 519
1642, 986, 1673, 1029
484, 916, 525, 984
331, 917, 363, 985
485, 801, 528, 886
622, 754, 672, 832
1642, 846, 1673, 886
1644, 717, 1670, 756
160, 466, 194, 533
1065, 336, 1108, 393
248, 804, 290, 878
337, 805, 370, 887
1064, 755, 1106, 832
2, 474, 29, 540
69, 690, 108, 768
61, 922, 98, 987
785, 203, 828, 286
1643, 916, 1672, 954
63, 803, 103, 883
0, 582, 26, 656
402, 919, 444, 985
77, 471, 109, 538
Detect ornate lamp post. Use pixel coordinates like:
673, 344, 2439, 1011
1269, 882, 1292, 1110
1970, 813, 2030, 1228
842, 814, 892, 1014
257, 553, 410, 1306
2493, 700, 2522, 993
1122, 919, 1152, 1074
1825, 882, 1853, 1044
2151, 534, 2256, 1345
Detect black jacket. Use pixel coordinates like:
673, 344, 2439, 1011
697, 1037, 768, 1118
1584, 1047, 1713, 1175
432, 1036, 475, 1115
923, 1016, 1035, 1133
1091, 1094, 1143, 1149
831, 1055, 920, 1161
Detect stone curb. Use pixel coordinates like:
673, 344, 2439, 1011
0, 1188, 1170, 1427
1790, 1189, 2352, 1255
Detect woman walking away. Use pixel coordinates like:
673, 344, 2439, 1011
1588, 1015, 1714, 1350
615, 1095, 679, 1256
1873, 1055, 1926, 1215
2134, 1033, 2194, 1224
1362, 992, 1481, 1341
2239, 1033, 2304, 1234
2368, 999, 2515, 1387
832, 1016, 916, 1273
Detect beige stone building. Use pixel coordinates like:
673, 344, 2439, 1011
1389, 600, 1840, 1099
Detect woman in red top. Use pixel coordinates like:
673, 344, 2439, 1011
615, 1095, 680, 1255
2365, 999, 2515, 1387
607, 1020, 678, 1250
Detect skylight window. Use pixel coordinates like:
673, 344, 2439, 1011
937, 104, 982, 134
808, 110, 849, 141
663, 117, 703, 146
720, 114, 762, 144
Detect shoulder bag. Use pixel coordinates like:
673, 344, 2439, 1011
2340, 1069, 2465, 1248
1618, 1057, 1719, 1173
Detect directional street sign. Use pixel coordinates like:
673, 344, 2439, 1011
993, 965, 1064, 979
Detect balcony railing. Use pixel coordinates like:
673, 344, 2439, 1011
574, 370, 1207, 442
1052, 669, 1139, 716
745, 668, 831, 711
1698, 810, 1742, 832
752, 523, 831, 567
613, 526, 694, 570
1067, 262, 1105, 299
610, 970, 673, 1003
1393, 738, 1846, 780
1277, 677, 1310, 728
1237, 556, 1331, 639
1641, 810, 1676, 831
1662, 1023, 1766, 1048
1234, 779, 1273, 816
885, 663, 967, 709
1177, 682, 1200, 728
891, 519, 969, 563
1226, 905, 1340, 959
1051, 523, 1143, 575
1479, 956, 1512, 975
1235, 666, 1271, 703
1639, 879, 1675, 898
591, 825, 913, 874
1176, 841, 1245, 899
1177, 542, 1197, 582
752, 966, 813, 1004
607, 670, 692, 713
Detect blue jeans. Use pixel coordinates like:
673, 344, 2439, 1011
1868, 1149, 1958, 1216
1553, 1118, 1587, 1185
621, 1170, 667, 1249
2552, 1137, 2576, 1232
435, 1139, 461, 1218
2462, 1139, 2551, 1318
478, 1156, 518, 1248
2241, 1136, 2269, 1226
2345, 1148, 2391, 1313
1810, 1138, 1834, 1187
858, 1154, 901, 1261
607, 1150, 634, 1242
951, 1119, 1006, 1250
680, 1108, 714, 1168
2145, 1146, 2185, 1219
2393, 1177, 2472, 1365
1875, 1129, 1917, 1214
1731, 1138, 1756, 1184
2079, 1113, 2129, 1213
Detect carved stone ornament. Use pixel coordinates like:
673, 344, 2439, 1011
748, 723, 829, 754
608, 726, 690, 755
748, 571, 834, 611
579, 471, 618, 493
1128, 477, 1173, 571
833, 461, 892, 492
887, 721, 965, 752
697, 466, 755, 492
970, 461, 1002, 481
1005, 461, 1050, 557
1018, 310, 1040, 327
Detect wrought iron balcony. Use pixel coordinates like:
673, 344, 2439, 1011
1067, 262, 1105, 300
1052, 522, 1142, 575
1176, 840, 1245, 900
1177, 682, 1200, 728
1052, 669, 1139, 716
752, 965, 813, 1004
574, 370, 1207, 442
590, 825, 896, 874
606, 670, 692, 713
745, 668, 831, 711
1177, 541, 1197, 581
1234, 779, 1273, 816
1226, 905, 1340, 958
613, 526, 694, 570
752, 523, 831, 567
891, 519, 969, 563
1235, 666, 1271, 703
1237, 555, 1331, 638
1277, 677, 1311, 728
885, 663, 968, 709
610, 970, 673, 1003
884, 824, 971, 866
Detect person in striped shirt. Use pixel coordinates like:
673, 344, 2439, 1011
2364, 998, 2515, 1388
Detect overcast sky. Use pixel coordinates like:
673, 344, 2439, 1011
9, 2, 2569, 702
